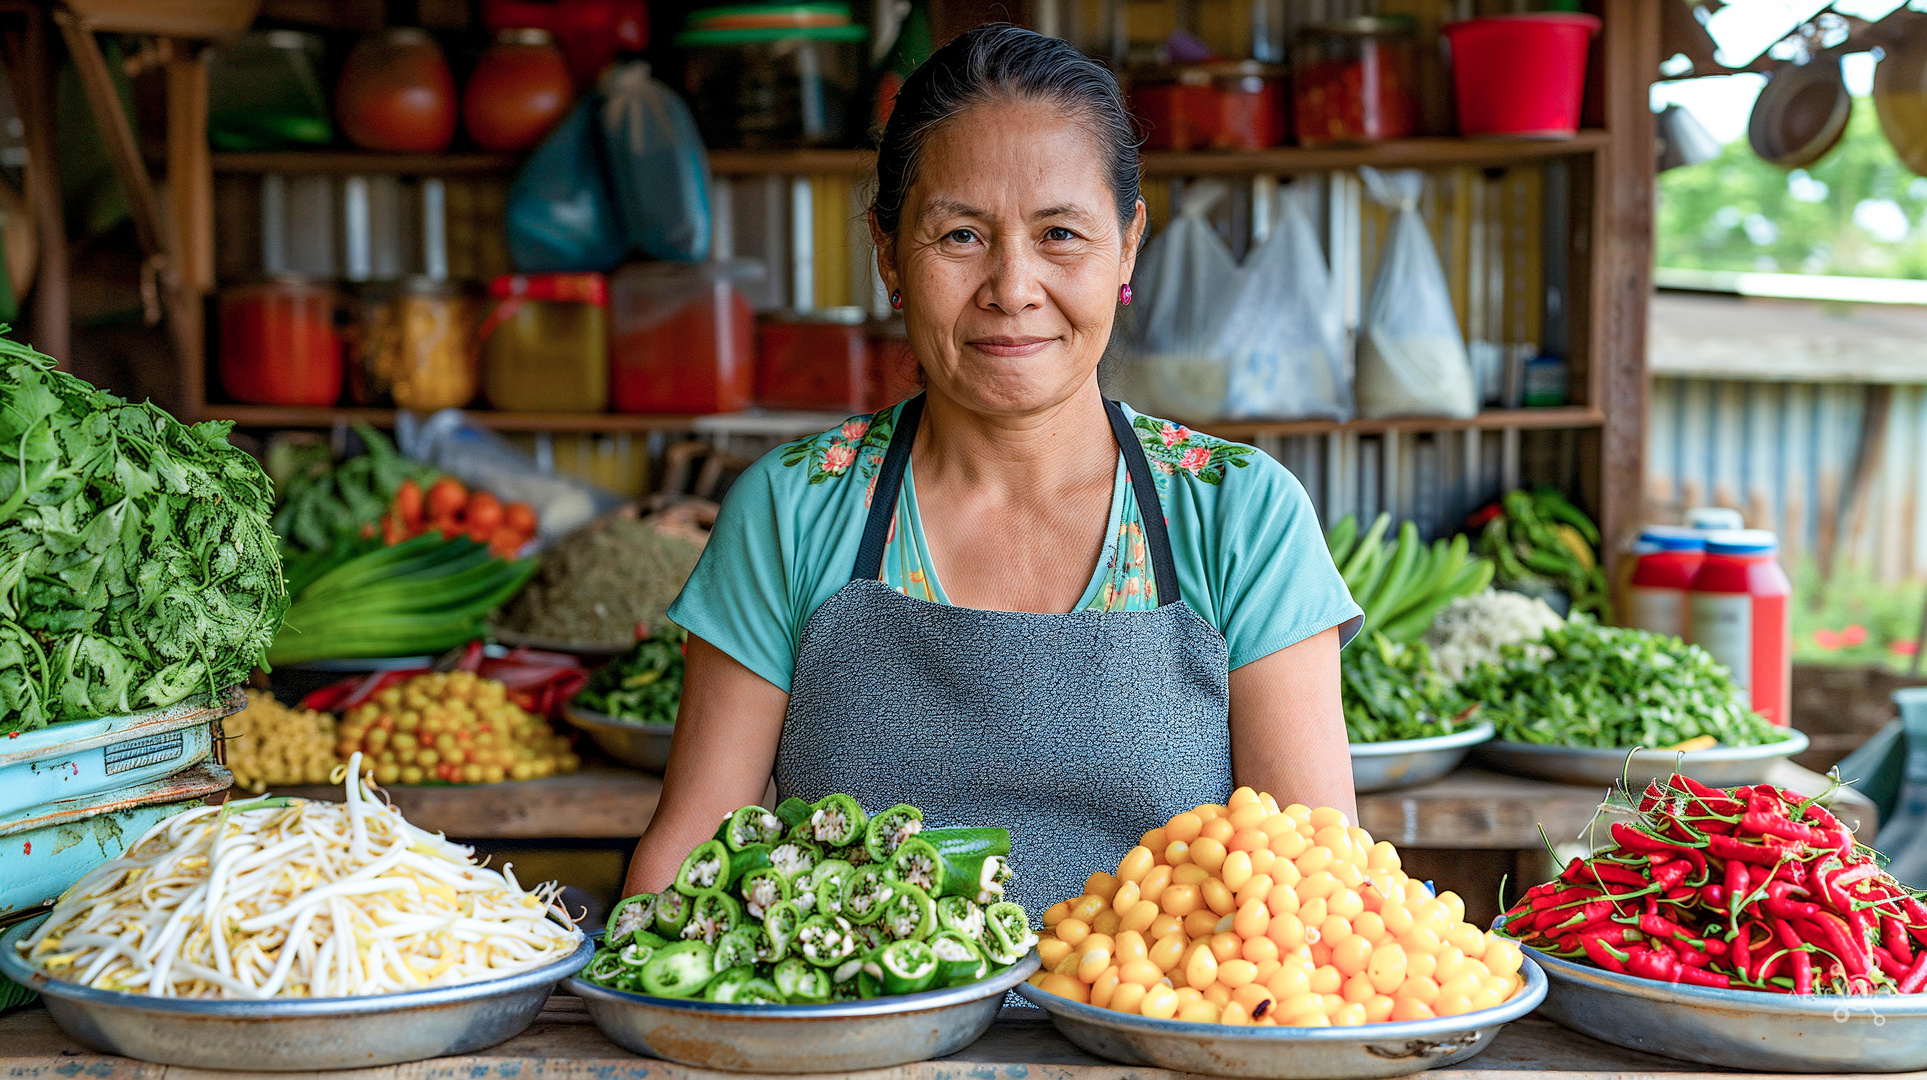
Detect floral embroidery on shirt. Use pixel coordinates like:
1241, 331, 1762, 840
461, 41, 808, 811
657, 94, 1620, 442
780, 411, 896, 485
1134, 418, 1254, 487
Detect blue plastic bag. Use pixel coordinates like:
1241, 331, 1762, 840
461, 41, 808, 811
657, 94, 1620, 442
599, 62, 712, 262
505, 95, 629, 273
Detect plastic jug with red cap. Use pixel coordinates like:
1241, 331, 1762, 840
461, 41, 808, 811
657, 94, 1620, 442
1626, 526, 1705, 642
1689, 529, 1792, 726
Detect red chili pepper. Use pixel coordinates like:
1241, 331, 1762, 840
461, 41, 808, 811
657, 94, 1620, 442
1790, 949, 1814, 994
1623, 944, 1684, 983
1741, 807, 1834, 847
1673, 773, 1745, 817
1678, 966, 1732, 988
1569, 859, 1652, 889
1873, 945, 1908, 980
1901, 952, 1927, 994
1663, 884, 1698, 903
1730, 921, 1753, 973
1671, 939, 1714, 967
1530, 887, 1598, 911
1707, 834, 1802, 866
1701, 883, 1727, 910
1612, 822, 1705, 863
1807, 913, 1871, 976
1886, 917, 1915, 965
1765, 896, 1825, 921
1583, 934, 1630, 973
1651, 858, 1694, 892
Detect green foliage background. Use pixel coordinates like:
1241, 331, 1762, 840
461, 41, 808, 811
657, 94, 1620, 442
1657, 102, 1927, 277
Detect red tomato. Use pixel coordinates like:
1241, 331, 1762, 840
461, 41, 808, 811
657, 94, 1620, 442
464, 491, 505, 536
463, 30, 575, 152
426, 476, 469, 521
503, 502, 537, 536
394, 478, 425, 528
337, 29, 458, 153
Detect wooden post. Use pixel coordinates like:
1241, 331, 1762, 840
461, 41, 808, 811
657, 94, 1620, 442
1591, 0, 1658, 569
2, 8, 67, 365
167, 39, 213, 416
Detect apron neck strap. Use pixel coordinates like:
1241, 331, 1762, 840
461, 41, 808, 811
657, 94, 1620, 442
849, 394, 1182, 606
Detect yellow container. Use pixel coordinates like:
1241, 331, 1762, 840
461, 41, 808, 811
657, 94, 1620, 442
352, 277, 481, 410
481, 273, 610, 412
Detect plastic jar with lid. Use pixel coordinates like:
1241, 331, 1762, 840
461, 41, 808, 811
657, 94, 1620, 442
756, 307, 868, 411
1626, 526, 1705, 642
1132, 63, 1290, 152
481, 272, 609, 412
610, 261, 760, 414
218, 276, 343, 406
351, 277, 482, 410
1689, 530, 1792, 726
1293, 17, 1418, 147
676, 6, 868, 148
463, 28, 575, 152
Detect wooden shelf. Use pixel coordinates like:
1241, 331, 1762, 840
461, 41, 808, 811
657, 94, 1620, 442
211, 133, 1608, 180
198, 403, 1604, 439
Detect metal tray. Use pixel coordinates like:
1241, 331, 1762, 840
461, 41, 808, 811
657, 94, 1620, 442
0, 688, 241, 822
491, 628, 631, 659
1473, 729, 1810, 791
0, 916, 592, 1071
1349, 723, 1494, 794
0, 763, 232, 919
1525, 940, 1927, 1072
563, 705, 675, 773
1013, 958, 1545, 1080
569, 953, 1041, 1073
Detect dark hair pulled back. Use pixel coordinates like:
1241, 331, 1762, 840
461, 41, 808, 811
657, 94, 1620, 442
870, 24, 1141, 240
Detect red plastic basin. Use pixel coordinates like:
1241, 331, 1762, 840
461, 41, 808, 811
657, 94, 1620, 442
1442, 13, 1600, 138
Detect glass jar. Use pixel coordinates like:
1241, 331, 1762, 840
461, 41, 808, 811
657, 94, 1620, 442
335, 28, 457, 153
218, 276, 343, 406
352, 277, 481, 410
463, 28, 575, 152
1132, 62, 1289, 152
675, 7, 868, 148
1294, 17, 1418, 147
481, 272, 609, 412
755, 307, 867, 411
609, 261, 760, 413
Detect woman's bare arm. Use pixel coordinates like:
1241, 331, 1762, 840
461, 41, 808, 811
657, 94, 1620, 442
623, 635, 790, 895
1227, 626, 1357, 820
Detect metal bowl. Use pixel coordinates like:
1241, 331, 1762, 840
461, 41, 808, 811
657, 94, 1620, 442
1349, 723, 1494, 794
1473, 729, 1809, 791
1013, 958, 1545, 1079
1525, 940, 1927, 1072
563, 705, 675, 773
0, 916, 592, 1071
491, 628, 631, 660
569, 953, 1041, 1073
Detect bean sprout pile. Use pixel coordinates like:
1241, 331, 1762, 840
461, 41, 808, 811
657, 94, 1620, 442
16, 753, 581, 999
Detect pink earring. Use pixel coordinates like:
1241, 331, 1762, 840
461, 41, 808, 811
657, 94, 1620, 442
1120, 284, 1132, 306
889, 290, 902, 310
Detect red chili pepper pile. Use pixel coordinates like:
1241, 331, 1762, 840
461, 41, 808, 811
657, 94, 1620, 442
1499, 773, 1927, 996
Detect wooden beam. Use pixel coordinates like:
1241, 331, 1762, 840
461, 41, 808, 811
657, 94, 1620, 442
2, 10, 66, 364
166, 38, 213, 415
1592, 0, 1659, 566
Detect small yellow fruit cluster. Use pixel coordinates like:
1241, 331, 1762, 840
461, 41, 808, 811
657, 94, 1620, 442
224, 690, 339, 794
335, 672, 580, 785
1030, 788, 1525, 1026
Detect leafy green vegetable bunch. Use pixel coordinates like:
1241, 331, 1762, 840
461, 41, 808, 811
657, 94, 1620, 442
271, 424, 432, 554
1458, 617, 1788, 748
575, 626, 686, 725
1341, 632, 1477, 743
1474, 488, 1611, 619
1, 337, 286, 732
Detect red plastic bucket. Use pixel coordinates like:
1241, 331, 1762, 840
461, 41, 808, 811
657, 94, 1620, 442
1442, 14, 1600, 137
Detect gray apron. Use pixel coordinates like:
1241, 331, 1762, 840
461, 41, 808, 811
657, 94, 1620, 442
776, 394, 1233, 917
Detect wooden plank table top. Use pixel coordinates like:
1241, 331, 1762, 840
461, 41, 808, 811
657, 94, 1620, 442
275, 762, 1873, 849
0, 994, 1836, 1079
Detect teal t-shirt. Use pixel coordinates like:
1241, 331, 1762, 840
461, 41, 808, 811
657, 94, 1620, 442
667, 401, 1363, 693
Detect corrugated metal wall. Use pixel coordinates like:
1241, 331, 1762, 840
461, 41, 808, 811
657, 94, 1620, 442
1647, 377, 1927, 580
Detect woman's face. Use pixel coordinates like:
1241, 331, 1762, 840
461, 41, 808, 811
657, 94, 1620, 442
873, 99, 1146, 418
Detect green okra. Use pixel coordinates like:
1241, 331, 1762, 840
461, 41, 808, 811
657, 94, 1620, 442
878, 879, 937, 942
774, 796, 815, 830
889, 834, 1011, 904
795, 914, 860, 967
702, 965, 759, 1002
983, 901, 1035, 965
674, 839, 732, 896
774, 956, 831, 1002
607, 893, 659, 948
762, 899, 803, 954
682, 892, 744, 944
936, 896, 986, 941
848, 920, 888, 955
584, 948, 626, 985
739, 867, 792, 919
929, 930, 988, 987
639, 940, 715, 998
747, 921, 787, 964
866, 938, 939, 995
857, 968, 883, 999
810, 859, 855, 917
714, 927, 760, 970
724, 843, 774, 888
863, 804, 923, 864
843, 865, 897, 924
654, 889, 692, 937
736, 977, 787, 1004
768, 839, 823, 886
719, 805, 786, 851
800, 793, 868, 848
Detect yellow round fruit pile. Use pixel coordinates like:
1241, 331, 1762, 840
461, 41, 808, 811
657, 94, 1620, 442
334, 671, 580, 786
224, 690, 338, 794
1030, 787, 1524, 1026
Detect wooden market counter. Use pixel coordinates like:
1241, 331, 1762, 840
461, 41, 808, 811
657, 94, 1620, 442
0, 993, 1851, 1079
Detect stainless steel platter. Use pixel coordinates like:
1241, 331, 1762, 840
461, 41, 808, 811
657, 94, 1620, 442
1349, 723, 1494, 794
563, 704, 675, 772
0, 917, 592, 1072
1013, 957, 1545, 1079
569, 953, 1041, 1073
1525, 940, 1927, 1072
1473, 729, 1809, 791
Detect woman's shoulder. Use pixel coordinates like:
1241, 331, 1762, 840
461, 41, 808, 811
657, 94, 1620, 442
1117, 403, 1296, 502
746, 404, 905, 499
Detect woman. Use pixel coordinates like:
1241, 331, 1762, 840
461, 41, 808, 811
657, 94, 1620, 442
626, 25, 1361, 913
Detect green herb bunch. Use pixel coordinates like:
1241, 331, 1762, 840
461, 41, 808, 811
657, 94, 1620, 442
1475, 488, 1611, 619
575, 626, 686, 725
1342, 632, 1477, 743
1, 337, 286, 732
271, 423, 431, 554
1458, 617, 1788, 748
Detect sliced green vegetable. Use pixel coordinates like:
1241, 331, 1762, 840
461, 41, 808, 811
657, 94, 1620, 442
654, 890, 692, 937
863, 804, 923, 863
675, 839, 731, 895
740, 867, 792, 919
929, 930, 988, 987
936, 897, 986, 941
800, 793, 867, 848
774, 796, 814, 830
608, 893, 659, 948
878, 879, 937, 942
762, 900, 802, 956
795, 914, 860, 967
722, 805, 785, 851
769, 840, 823, 885
773, 956, 831, 1002
983, 901, 1035, 965
682, 892, 744, 944
811, 859, 854, 917
702, 965, 759, 1002
867, 938, 939, 995
639, 940, 715, 998
843, 865, 897, 925
715, 927, 760, 970
736, 977, 786, 1004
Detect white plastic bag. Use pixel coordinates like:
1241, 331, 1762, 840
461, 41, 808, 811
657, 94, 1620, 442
1355, 168, 1477, 419
396, 410, 627, 547
1212, 186, 1352, 421
1107, 181, 1240, 419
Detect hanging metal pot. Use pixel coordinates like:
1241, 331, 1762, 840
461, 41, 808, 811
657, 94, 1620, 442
1747, 51, 1851, 169
1873, 21, 1927, 177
